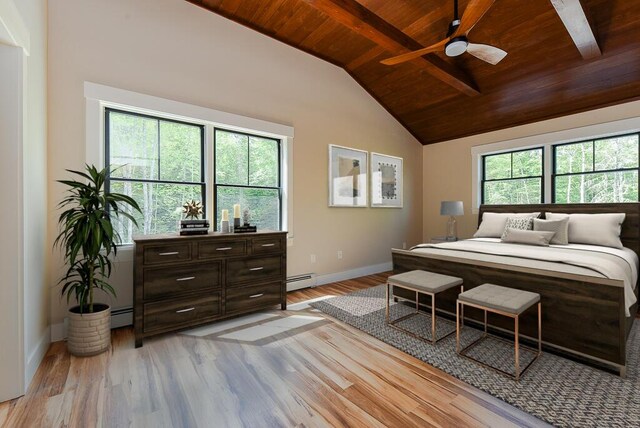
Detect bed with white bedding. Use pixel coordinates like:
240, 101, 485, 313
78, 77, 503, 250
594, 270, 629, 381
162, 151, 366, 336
391, 203, 640, 375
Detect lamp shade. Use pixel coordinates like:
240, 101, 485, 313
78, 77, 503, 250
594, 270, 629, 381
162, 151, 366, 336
440, 201, 464, 216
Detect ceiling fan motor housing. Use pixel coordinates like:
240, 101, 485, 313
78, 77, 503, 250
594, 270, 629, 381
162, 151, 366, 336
445, 36, 469, 57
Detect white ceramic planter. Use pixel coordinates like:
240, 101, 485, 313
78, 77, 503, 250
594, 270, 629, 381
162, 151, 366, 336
67, 304, 111, 356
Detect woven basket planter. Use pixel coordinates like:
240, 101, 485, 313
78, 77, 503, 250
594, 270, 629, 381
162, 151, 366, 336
67, 303, 111, 356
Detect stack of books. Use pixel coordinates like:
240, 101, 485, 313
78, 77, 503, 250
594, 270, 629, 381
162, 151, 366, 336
234, 224, 257, 233
180, 219, 210, 235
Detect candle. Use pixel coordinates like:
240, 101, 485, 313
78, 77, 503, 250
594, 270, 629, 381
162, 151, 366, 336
233, 204, 241, 218
221, 209, 229, 221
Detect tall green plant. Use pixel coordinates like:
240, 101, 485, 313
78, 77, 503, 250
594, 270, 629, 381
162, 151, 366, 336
55, 165, 141, 313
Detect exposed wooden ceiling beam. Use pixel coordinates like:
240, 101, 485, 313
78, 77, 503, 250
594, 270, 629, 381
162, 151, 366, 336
302, 0, 480, 96
550, 0, 601, 59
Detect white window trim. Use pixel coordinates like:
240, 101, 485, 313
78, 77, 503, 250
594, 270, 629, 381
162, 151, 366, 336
471, 116, 640, 214
84, 81, 294, 239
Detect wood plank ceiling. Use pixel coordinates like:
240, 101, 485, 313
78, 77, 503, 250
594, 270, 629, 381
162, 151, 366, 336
186, 0, 640, 144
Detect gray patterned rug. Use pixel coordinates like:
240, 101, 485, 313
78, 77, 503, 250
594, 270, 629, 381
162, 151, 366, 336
309, 285, 640, 428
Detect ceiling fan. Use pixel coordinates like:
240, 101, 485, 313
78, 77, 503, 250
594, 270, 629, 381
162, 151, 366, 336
381, 0, 507, 66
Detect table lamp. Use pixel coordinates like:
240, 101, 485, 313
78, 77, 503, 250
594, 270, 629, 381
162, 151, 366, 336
440, 201, 464, 241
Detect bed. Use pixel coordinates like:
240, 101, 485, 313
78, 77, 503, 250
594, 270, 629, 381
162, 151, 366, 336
391, 203, 640, 376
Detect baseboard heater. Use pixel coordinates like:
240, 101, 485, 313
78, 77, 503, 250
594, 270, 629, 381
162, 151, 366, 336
111, 306, 133, 329
287, 273, 316, 292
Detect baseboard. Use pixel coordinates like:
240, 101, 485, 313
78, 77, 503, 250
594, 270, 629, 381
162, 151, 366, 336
315, 261, 392, 287
25, 329, 50, 387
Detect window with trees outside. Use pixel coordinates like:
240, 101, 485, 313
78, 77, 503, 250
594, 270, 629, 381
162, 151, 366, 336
482, 148, 544, 205
105, 108, 205, 244
553, 134, 639, 203
214, 129, 281, 231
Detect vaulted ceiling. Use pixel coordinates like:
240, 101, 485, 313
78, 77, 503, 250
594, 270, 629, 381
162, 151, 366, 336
186, 0, 640, 145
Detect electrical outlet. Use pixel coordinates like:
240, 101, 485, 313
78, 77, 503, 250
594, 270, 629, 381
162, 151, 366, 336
402, 242, 407, 249
310, 254, 316, 263
337, 250, 343, 259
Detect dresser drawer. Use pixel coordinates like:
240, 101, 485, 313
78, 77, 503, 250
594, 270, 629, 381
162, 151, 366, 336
251, 237, 283, 255
143, 243, 192, 265
143, 293, 221, 333
227, 255, 282, 286
198, 240, 246, 259
225, 282, 282, 314
143, 262, 222, 300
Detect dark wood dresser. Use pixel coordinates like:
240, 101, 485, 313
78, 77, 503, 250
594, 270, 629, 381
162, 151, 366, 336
133, 231, 287, 347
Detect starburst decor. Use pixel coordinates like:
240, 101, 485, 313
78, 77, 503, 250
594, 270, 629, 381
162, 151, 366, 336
182, 200, 203, 220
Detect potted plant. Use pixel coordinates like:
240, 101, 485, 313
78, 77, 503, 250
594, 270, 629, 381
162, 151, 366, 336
55, 165, 141, 356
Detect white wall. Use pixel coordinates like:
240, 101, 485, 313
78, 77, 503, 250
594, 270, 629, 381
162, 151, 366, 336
0, 0, 48, 402
48, 0, 423, 329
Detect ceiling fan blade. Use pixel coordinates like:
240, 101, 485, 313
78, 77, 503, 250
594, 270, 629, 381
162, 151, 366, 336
380, 39, 448, 66
453, 0, 497, 37
466, 43, 507, 65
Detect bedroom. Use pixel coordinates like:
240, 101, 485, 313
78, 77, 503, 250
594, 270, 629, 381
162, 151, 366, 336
1, 0, 640, 426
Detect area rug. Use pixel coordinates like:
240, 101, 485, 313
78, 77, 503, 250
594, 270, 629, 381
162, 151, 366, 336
310, 285, 640, 428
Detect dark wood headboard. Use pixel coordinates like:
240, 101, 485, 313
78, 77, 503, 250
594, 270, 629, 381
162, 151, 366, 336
479, 203, 640, 257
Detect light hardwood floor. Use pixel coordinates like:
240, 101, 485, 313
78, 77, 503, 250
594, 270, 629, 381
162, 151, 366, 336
0, 273, 548, 427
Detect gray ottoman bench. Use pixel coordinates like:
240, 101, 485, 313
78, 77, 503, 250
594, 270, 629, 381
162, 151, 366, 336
456, 283, 542, 380
386, 270, 463, 344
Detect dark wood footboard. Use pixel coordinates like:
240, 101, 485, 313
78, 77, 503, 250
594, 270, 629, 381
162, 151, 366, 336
392, 249, 630, 373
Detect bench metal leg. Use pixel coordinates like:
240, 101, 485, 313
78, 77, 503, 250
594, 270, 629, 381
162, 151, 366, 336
431, 293, 436, 345
385, 282, 390, 323
515, 315, 520, 380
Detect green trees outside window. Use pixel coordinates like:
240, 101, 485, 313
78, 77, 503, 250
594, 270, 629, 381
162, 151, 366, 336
106, 109, 205, 243
482, 148, 543, 205
553, 134, 639, 203
214, 129, 281, 230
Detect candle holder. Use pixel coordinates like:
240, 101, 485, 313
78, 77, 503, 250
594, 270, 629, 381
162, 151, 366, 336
233, 217, 241, 228
220, 219, 230, 233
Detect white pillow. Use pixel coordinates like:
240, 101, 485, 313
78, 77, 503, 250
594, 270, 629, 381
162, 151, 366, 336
474, 212, 541, 238
545, 212, 626, 249
533, 217, 569, 245
501, 228, 556, 246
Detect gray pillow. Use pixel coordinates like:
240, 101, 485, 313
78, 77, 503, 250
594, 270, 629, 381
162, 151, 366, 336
546, 212, 625, 249
533, 218, 569, 245
474, 212, 541, 238
501, 228, 557, 246
500, 216, 534, 240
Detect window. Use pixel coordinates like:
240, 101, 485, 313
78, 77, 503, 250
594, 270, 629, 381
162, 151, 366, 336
214, 129, 281, 230
553, 134, 639, 203
481, 148, 543, 205
105, 108, 205, 243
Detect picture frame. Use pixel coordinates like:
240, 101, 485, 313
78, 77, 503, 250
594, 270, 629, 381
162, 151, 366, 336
370, 152, 403, 208
328, 145, 368, 207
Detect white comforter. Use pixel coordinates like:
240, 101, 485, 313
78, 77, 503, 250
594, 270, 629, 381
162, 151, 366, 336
412, 238, 638, 316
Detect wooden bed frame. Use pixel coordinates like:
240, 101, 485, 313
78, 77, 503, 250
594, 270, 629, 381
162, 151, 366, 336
392, 203, 640, 376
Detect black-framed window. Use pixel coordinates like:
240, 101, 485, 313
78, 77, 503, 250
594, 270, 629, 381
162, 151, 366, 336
105, 108, 205, 243
214, 128, 281, 230
553, 133, 639, 203
482, 148, 544, 205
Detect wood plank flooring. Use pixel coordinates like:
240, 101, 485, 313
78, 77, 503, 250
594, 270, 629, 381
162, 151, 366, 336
0, 272, 548, 427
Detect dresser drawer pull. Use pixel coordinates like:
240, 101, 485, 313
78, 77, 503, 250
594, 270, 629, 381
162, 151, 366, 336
249, 267, 264, 271
216, 247, 233, 251
176, 276, 195, 282
249, 293, 264, 299
175, 307, 195, 314
158, 251, 179, 256
261, 243, 276, 247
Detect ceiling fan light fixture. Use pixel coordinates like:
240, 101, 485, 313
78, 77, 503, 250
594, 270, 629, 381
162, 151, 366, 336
445, 36, 468, 57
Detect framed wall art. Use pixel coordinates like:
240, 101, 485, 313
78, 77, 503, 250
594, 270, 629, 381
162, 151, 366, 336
328, 145, 368, 207
370, 152, 403, 208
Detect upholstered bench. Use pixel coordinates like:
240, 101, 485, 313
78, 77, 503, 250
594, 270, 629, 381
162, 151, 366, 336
456, 283, 542, 380
386, 270, 463, 344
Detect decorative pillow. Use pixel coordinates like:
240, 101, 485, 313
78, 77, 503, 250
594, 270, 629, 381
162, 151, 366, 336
533, 217, 570, 245
473, 212, 541, 238
501, 228, 556, 246
546, 212, 626, 249
500, 217, 534, 240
